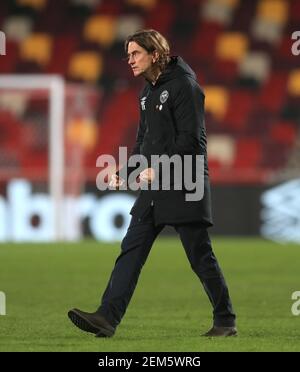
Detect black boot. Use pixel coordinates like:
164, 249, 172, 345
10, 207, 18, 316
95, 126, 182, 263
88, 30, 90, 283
68, 308, 115, 337
202, 325, 237, 337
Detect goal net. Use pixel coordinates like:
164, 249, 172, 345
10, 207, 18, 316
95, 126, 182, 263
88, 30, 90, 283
0, 75, 100, 241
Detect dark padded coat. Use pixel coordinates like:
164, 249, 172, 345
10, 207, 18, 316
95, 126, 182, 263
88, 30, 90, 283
119, 56, 213, 227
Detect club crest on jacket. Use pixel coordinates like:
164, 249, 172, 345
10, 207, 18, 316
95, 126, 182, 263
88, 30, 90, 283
160, 90, 169, 104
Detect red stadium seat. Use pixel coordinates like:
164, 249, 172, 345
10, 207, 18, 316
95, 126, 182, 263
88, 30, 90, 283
258, 72, 288, 113
212, 59, 238, 84
46, 35, 78, 75
290, 0, 300, 22
0, 41, 19, 73
223, 91, 255, 131
270, 122, 297, 145
144, 0, 175, 35
233, 138, 262, 168
190, 21, 224, 62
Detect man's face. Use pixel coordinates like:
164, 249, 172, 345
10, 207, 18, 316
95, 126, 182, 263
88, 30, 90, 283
127, 41, 155, 77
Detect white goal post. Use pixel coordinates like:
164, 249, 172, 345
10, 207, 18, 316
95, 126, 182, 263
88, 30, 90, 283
0, 75, 65, 240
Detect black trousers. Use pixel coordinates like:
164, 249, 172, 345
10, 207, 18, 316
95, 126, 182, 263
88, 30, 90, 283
98, 209, 236, 328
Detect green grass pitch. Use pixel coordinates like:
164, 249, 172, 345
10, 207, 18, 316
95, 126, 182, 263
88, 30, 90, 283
0, 237, 299, 352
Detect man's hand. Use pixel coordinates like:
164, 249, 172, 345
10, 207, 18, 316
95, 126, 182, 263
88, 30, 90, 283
139, 168, 155, 183
109, 174, 125, 189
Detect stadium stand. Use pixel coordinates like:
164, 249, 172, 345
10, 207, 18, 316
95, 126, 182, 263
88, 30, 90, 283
0, 0, 299, 184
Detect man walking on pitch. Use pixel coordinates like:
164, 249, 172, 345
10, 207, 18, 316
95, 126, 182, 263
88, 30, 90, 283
68, 29, 237, 337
